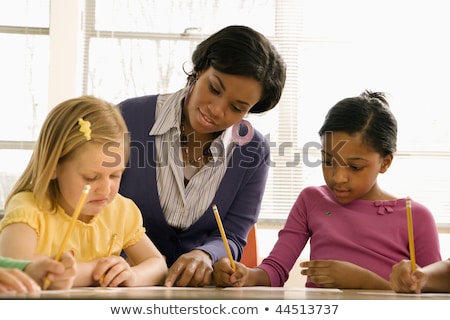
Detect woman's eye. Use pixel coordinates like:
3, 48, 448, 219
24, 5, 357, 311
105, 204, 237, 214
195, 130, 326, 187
231, 104, 243, 113
209, 85, 220, 95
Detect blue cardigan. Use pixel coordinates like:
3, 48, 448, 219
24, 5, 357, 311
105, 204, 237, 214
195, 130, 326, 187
118, 94, 270, 267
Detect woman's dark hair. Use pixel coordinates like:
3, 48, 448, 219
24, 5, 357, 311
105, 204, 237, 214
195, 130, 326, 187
318, 90, 397, 156
187, 25, 286, 114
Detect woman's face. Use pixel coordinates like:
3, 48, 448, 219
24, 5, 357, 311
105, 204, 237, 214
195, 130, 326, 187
185, 67, 263, 134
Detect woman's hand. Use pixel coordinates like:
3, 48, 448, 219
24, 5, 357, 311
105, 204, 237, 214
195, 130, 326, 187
164, 249, 213, 287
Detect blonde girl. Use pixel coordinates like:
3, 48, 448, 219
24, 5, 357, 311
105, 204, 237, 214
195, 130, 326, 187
0, 96, 167, 287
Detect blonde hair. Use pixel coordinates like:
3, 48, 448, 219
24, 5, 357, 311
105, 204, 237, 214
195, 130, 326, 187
6, 95, 129, 212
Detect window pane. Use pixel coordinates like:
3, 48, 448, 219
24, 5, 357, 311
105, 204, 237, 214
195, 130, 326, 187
297, 40, 450, 152
0, 34, 49, 141
87, 0, 277, 101
94, 0, 275, 35
0, 0, 49, 27
298, 0, 450, 152
88, 38, 197, 101
380, 156, 450, 225
0, 149, 32, 210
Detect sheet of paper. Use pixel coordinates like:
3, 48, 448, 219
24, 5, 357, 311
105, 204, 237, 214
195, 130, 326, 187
223, 286, 342, 292
357, 291, 450, 298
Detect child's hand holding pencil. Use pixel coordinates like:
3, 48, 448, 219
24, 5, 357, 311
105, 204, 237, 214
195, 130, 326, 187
213, 257, 248, 287
99, 234, 117, 283
43, 184, 90, 289
28, 250, 77, 290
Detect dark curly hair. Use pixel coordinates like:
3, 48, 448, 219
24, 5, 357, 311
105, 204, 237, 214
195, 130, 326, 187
186, 25, 286, 114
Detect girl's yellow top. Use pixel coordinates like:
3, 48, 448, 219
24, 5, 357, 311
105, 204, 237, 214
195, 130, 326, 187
0, 191, 145, 261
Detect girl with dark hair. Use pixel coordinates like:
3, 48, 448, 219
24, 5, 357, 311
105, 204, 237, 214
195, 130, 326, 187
213, 91, 441, 289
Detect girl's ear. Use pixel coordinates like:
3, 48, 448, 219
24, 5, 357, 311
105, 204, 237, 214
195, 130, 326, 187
380, 154, 393, 173
51, 169, 57, 180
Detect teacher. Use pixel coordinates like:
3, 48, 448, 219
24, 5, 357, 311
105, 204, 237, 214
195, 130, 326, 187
118, 25, 286, 287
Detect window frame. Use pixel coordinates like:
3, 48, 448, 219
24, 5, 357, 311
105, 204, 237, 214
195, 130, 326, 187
1, 0, 450, 231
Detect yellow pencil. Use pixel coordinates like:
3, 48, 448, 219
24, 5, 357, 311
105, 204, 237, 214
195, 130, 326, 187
212, 204, 236, 271
406, 198, 416, 272
99, 234, 117, 283
43, 184, 91, 289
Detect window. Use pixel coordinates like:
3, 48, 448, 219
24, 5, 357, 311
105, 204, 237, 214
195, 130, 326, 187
84, 0, 276, 101
82, 0, 303, 222
0, 0, 49, 209
293, 0, 450, 226
1, 0, 449, 228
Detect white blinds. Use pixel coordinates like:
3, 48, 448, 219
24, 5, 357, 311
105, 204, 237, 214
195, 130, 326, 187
81, 0, 450, 224
81, 0, 305, 221
1, 0, 450, 227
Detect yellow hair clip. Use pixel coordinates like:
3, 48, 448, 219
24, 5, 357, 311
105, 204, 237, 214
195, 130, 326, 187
78, 118, 91, 141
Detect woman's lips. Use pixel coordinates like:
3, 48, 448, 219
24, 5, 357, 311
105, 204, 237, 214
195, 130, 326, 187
197, 109, 216, 129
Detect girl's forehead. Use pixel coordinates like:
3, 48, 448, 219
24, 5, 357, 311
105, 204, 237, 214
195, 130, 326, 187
321, 131, 375, 156
322, 131, 362, 147
67, 141, 125, 163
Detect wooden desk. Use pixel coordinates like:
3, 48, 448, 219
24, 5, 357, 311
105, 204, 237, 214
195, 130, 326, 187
3, 286, 450, 300
1, 287, 449, 320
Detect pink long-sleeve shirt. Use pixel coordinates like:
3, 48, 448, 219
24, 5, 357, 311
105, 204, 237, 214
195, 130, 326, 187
258, 185, 442, 287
